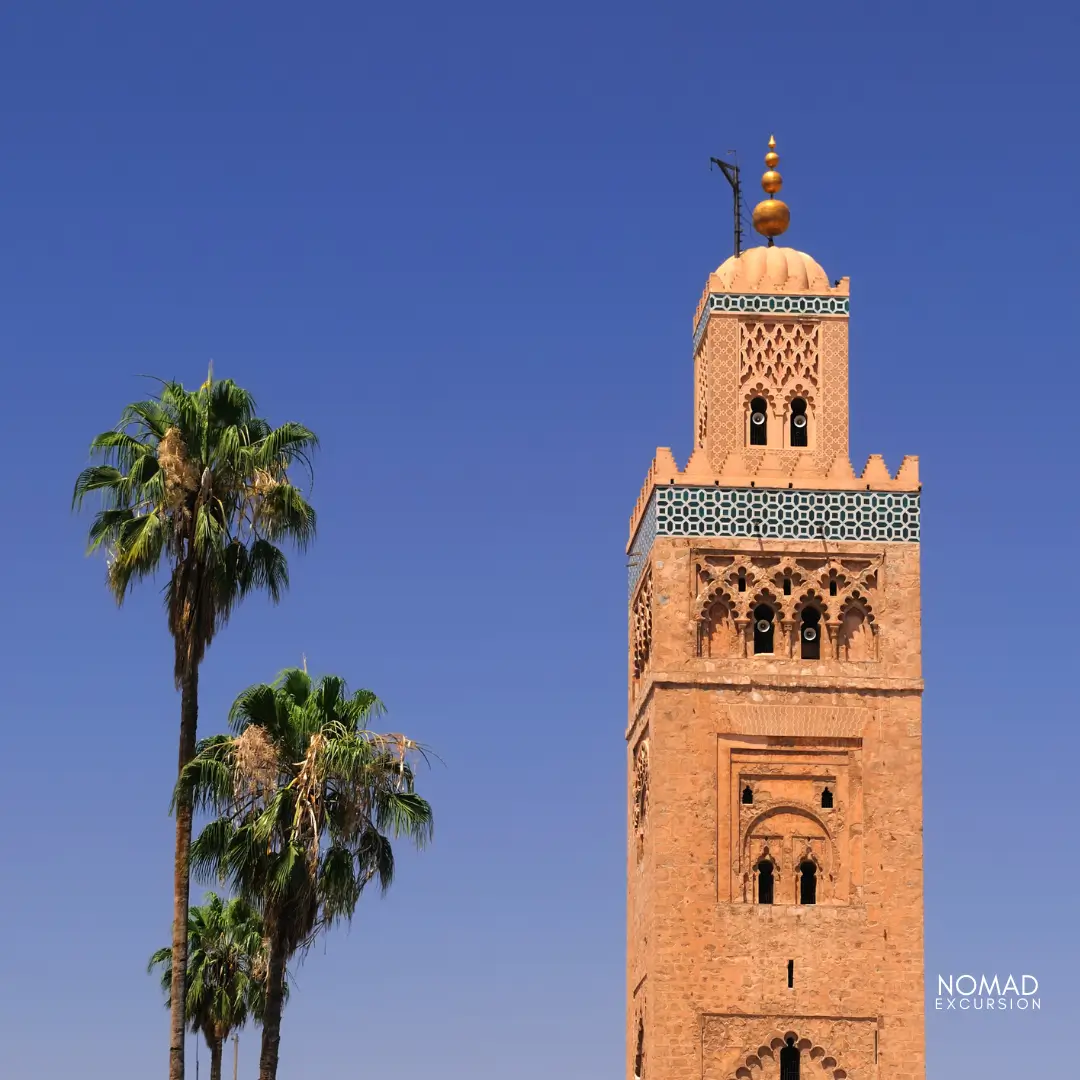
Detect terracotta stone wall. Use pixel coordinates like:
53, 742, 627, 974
627, 536, 924, 1080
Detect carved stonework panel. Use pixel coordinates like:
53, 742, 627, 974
694, 550, 882, 661
740, 320, 820, 396
631, 569, 653, 682
702, 1014, 876, 1080
701, 317, 740, 472
632, 735, 650, 862
727, 744, 861, 906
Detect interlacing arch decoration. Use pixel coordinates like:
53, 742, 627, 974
741, 382, 779, 427
739, 320, 821, 395
632, 569, 653, 681
632, 737, 649, 861
693, 554, 881, 659
781, 382, 817, 412
728, 1031, 851, 1080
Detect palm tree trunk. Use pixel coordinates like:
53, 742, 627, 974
258, 920, 289, 1080
169, 669, 199, 1080
209, 1037, 224, 1080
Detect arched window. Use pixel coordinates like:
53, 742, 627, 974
780, 1037, 800, 1080
821, 787, 834, 809
800, 607, 821, 660
703, 599, 737, 658
749, 396, 768, 446
742, 785, 754, 805
790, 397, 808, 447
841, 607, 873, 661
799, 861, 817, 905
753, 604, 775, 655
757, 860, 774, 905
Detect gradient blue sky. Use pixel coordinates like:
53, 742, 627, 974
0, 2, 1076, 1077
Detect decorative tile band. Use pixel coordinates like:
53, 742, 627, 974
693, 293, 850, 351
628, 486, 919, 597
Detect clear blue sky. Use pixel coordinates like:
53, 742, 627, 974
0, 2, 1075, 1077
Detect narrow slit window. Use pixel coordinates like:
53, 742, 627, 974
787, 959, 794, 988
829, 579, 838, 596
790, 397, 808, 447
757, 861, 774, 905
783, 575, 792, 595
750, 396, 768, 446
799, 861, 817, 905
738, 569, 747, 593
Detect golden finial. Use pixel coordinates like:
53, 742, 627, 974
752, 134, 790, 244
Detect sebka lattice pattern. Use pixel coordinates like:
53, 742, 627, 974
628, 486, 919, 597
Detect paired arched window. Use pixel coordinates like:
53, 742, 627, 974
753, 604, 775, 654
799, 861, 817, 905
789, 397, 808, 447
780, 1038, 800, 1080
757, 860, 774, 905
800, 607, 821, 660
749, 396, 768, 446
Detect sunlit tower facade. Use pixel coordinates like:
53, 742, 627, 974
626, 139, 925, 1080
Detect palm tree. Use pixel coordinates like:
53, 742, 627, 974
149, 892, 277, 1080
180, 668, 433, 1080
74, 375, 316, 1080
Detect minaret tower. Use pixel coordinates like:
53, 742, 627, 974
626, 139, 924, 1080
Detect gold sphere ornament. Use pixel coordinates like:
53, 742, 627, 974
752, 135, 790, 240
752, 198, 791, 238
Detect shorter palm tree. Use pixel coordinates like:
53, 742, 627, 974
149, 892, 275, 1080
180, 668, 434, 1080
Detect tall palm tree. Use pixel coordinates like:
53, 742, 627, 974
180, 668, 433, 1080
74, 375, 316, 1080
149, 893, 277, 1080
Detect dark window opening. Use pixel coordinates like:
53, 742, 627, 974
780, 1038, 800, 1080
742, 785, 754, 805
790, 397, 808, 447
799, 861, 817, 905
800, 607, 821, 660
634, 1021, 644, 1080
783, 575, 792, 595
821, 787, 834, 809
738, 569, 747, 592
757, 861, 774, 905
787, 959, 794, 988
829, 579, 837, 596
753, 604, 775, 655
750, 396, 768, 446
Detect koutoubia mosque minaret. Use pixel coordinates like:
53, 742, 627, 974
626, 139, 924, 1080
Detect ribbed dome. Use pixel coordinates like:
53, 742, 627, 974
713, 245, 830, 293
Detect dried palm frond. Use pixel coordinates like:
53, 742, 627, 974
156, 427, 200, 513
233, 726, 280, 801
